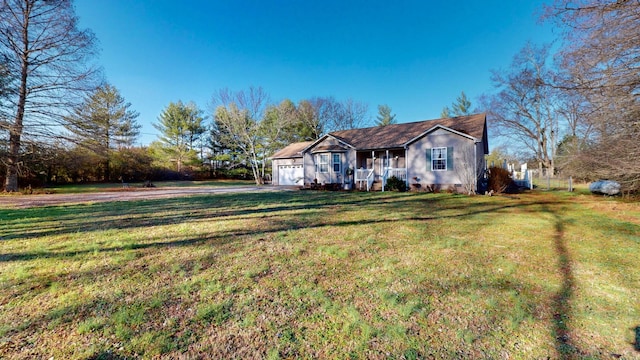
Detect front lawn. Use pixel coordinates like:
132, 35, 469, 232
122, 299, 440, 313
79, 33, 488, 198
0, 191, 638, 358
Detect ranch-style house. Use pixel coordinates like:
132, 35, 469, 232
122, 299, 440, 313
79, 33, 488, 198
270, 113, 489, 192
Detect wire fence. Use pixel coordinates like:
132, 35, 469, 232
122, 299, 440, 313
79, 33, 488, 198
511, 169, 577, 192
530, 170, 575, 192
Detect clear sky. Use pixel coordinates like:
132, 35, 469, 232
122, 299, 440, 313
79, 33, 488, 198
74, 1, 556, 145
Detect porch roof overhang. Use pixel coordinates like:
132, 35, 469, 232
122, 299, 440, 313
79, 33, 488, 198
354, 146, 406, 152
310, 144, 349, 153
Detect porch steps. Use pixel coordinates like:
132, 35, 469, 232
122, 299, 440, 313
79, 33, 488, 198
356, 179, 383, 191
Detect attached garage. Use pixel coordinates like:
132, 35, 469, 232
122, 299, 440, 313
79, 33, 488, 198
278, 164, 303, 186
270, 141, 313, 186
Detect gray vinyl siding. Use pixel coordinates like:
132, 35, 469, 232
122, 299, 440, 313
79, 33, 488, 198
302, 137, 355, 186
407, 128, 475, 189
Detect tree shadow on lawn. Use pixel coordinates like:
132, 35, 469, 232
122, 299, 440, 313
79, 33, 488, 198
0, 218, 547, 359
541, 204, 640, 357
0, 191, 397, 241
541, 204, 582, 359
0, 195, 563, 264
2, 193, 562, 307
4, 186, 353, 242
3, 258, 215, 358
3, 192, 601, 358
1, 233, 245, 343
0, 223, 246, 263
86, 352, 128, 360
0, 191, 562, 243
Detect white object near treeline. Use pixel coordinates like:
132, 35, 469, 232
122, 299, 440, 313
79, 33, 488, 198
589, 180, 621, 196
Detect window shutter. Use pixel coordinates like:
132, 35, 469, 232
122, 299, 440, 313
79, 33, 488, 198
426, 148, 432, 171
447, 147, 454, 171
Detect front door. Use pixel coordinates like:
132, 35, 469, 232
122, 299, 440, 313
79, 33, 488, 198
380, 154, 389, 176
332, 153, 342, 183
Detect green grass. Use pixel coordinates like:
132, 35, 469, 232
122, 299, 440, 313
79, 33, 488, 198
0, 190, 639, 358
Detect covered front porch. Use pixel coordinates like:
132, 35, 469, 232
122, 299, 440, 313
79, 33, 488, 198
354, 149, 407, 191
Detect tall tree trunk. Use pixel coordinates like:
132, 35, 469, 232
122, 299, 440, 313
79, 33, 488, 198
248, 143, 262, 185
105, 128, 110, 181
4, 15, 29, 192
5, 131, 22, 192
1, 0, 98, 191
104, 158, 110, 182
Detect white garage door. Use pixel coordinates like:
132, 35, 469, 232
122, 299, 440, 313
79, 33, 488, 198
278, 165, 303, 185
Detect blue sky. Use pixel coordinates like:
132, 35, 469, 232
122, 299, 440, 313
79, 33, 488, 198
74, 1, 556, 145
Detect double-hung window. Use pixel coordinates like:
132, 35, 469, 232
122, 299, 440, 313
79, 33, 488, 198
317, 154, 329, 173
332, 154, 341, 173
431, 147, 447, 171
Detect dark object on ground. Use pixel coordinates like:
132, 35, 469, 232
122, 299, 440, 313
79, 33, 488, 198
143, 180, 156, 188
487, 166, 518, 194
385, 176, 407, 192
589, 180, 620, 196
303, 182, 342, 191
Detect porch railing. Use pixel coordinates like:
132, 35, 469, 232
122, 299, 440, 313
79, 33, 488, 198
355, 168, 374, 191
366, 169, 374, 191
355, 168, 368, 181
382, 168, 389, 192
356, 168, 407, 191
389, 168, 407, 182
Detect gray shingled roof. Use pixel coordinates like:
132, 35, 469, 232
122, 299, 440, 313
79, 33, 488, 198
329, 113, 486, 150
270, 141, 313, 159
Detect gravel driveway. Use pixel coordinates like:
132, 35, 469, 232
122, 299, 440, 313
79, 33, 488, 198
0, 186, 283, 208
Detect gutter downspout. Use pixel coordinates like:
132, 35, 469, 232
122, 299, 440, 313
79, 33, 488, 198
474, 141, 478, 194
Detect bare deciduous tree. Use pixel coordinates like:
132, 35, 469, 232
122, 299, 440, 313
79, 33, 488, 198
302, 96, 370, 134
330, 98, 370, 132
481, 43, 559, 175
0, 0, 97, 191
296, 99, 324, 140
544, 0, 640, 191
545, 0, 639, 98
455, 143, 484, 195
211, 86, 270, 185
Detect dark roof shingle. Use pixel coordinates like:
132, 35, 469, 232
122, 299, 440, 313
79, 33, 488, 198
271, 141, 313, 159
329, 113, 486, 150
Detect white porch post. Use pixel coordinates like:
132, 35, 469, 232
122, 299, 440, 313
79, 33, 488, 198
371, 150, 375, 171
385, 150, 389, 169
383, 149, 390, 192
404, 146, 409, 188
